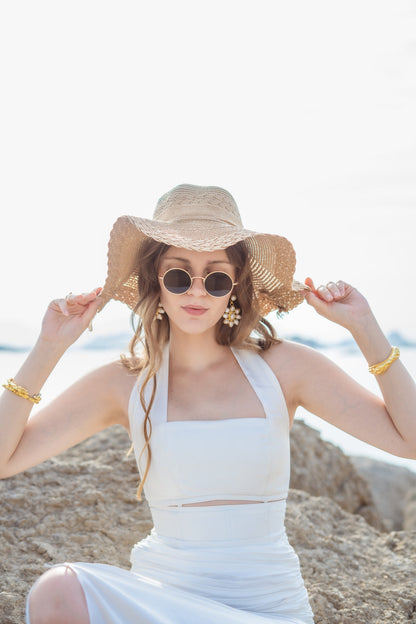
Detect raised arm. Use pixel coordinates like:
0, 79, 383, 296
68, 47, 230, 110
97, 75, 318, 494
265, 279, 416, 459
0, 289, 135, 478
302, 279, 416, 458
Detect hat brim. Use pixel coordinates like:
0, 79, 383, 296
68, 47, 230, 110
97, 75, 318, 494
97, 215, 308, 316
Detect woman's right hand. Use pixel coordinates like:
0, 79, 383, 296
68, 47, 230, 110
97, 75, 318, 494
40, 287, 103, 348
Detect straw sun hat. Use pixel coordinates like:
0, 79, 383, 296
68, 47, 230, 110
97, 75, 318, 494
97, 184, 309, 317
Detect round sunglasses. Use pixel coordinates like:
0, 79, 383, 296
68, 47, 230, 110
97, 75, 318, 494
159, 268, 238, 297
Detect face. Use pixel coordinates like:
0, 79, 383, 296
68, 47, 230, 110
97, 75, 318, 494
158, 247, 237, 336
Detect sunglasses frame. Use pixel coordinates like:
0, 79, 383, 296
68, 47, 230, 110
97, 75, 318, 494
159, 267, 238, 298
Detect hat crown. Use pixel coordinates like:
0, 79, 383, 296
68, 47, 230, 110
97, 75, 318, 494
153, 184, 243, 227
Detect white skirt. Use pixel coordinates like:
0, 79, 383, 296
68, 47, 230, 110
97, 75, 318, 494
26, 501, 314, 623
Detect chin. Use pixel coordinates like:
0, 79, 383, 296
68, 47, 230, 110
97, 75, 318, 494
169, 318, 220, 336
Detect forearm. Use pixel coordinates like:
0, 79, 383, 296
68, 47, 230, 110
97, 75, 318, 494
350, 313, 416, 456
0, 337, 66, 472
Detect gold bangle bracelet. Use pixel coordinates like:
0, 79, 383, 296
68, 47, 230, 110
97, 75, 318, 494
368, 347, 400, 376
2, 378, 42, 404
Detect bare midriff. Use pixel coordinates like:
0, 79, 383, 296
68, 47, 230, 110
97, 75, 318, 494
168, 498, 283, 507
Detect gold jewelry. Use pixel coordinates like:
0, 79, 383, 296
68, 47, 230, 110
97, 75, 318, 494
223, 295, 242, 327
155, 301, 165, 321
2, 378, 42, 404
368, 346, 400, 375
65, 292, 73, 302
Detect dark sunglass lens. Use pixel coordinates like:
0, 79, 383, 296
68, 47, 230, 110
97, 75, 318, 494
205, 272, 233, 297
163, 269, 191, 294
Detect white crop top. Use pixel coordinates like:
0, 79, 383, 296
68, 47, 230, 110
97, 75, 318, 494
128, 343, 290, 510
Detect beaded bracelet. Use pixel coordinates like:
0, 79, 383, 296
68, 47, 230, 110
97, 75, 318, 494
2, 378, 42, 404
368, 346, 400, 376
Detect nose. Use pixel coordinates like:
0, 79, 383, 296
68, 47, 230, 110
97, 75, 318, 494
187, 277, 206, 296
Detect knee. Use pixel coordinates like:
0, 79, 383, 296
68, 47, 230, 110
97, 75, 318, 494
28, 565, 89, 624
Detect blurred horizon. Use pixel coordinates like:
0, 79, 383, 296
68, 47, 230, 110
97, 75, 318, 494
1, 319, 416, 353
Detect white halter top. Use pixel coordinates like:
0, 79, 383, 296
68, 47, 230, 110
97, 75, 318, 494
128, 344, 290, 510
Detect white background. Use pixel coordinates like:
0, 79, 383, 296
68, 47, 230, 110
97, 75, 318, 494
1, 1, 415, 345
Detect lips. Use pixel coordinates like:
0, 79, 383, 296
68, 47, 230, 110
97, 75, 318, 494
182, 305, 208, 316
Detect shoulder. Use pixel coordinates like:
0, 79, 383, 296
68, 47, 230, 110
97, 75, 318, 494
261, 338, 338, 382
260, 338, 317, 373
261, 338, 347, 397
90, 357, 140, 387
260, 340, 332, 420
106, 357, 140, 390
88, 358, 141, 425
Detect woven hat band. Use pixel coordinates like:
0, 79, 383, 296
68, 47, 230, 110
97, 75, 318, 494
168, 215, 239, 227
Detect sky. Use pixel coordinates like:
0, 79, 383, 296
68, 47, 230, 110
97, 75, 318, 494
1, 0, 416, 346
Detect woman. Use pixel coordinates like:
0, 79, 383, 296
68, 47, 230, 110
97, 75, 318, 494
1, 184, 415, 624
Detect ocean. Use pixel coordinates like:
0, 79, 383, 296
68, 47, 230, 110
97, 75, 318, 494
1, 342, 416, 474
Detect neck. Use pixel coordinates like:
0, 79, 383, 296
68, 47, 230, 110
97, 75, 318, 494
168, 327, 230, 373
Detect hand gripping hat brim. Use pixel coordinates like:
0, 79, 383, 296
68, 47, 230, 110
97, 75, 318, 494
97, 184, 309, 316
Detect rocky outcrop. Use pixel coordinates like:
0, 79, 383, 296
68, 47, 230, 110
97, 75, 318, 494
0, 427, 149, 624
290, 420, 385, 530
1, 423, 415, 624
286, 490, 416, 624
352, 455, 416, 531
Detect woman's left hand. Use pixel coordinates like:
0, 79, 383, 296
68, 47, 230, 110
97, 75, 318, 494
304, 277, 374, 331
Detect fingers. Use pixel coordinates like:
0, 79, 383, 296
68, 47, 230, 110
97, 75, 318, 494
305, 279, 348, 303
52, 288, 102, 317
317, 281, 345, 301
55, 300, 68, 316
66, 292, 98, 307
304, 277, 315, 291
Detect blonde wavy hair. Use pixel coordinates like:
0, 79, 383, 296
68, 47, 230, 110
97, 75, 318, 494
121, 238, 280, 500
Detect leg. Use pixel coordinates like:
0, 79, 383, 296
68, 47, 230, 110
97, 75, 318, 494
28, 565, 90, 624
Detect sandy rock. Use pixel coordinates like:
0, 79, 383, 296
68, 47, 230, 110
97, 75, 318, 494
1, 424, 415, 624
286, 490, 416, 624
290, 420, 385, 530
351, 455, 416, 531
405, 487, 416, 531
0, 426, 148, 623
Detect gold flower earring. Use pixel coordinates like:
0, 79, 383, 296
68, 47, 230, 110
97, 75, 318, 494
155, 301, 165, 321
223, 295, 241, 327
